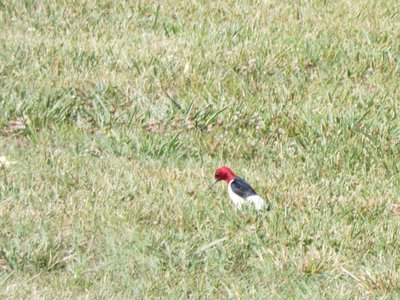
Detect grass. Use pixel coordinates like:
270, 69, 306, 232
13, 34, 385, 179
1, 0, 400, 298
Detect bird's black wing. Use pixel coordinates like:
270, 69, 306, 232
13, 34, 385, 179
230, 177, 257, 198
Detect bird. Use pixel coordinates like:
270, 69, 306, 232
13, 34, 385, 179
211, 166, 268, 211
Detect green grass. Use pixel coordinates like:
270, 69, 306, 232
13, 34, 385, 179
1, 0, 400, 298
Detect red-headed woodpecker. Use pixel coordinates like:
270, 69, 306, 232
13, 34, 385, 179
211, 166, 268, 211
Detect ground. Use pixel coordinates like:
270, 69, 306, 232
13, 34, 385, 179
1, 0, 400, 298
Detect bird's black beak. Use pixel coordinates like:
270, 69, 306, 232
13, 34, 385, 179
210, 179, 218, 188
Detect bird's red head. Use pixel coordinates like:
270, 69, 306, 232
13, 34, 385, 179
214, 166, 236, 183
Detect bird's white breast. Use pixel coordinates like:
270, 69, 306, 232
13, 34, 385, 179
227, 180, 246, 209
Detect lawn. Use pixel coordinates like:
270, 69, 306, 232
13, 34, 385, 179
1, 0, 400, 298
